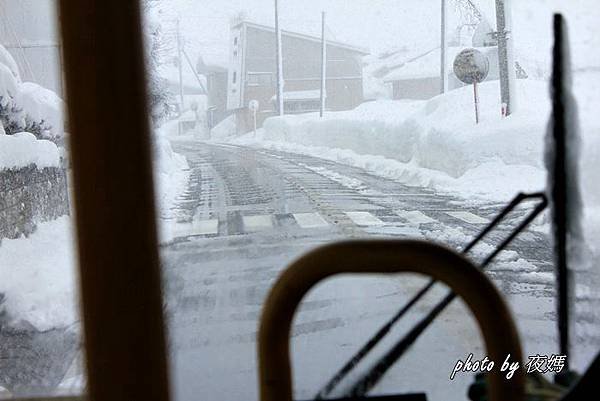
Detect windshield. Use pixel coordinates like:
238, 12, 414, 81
1, 1, 599, 400
146, 1, 600, 400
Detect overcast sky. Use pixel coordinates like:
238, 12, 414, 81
152, 0, 600, 74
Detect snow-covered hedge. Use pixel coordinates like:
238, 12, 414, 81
0, 132, 60, 170
0, 44, 65, 143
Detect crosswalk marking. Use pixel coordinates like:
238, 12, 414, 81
345, 211, 385, 227
242, 215, 273, 231
446, 211, 489, 224
172, 219, 219, 237
192, 219, 219, 235
396, 210, 437, 224
292, 212, 329, 228
171, 222, 193, 237
170, 209, 493, 238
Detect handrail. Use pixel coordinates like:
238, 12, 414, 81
258, 240, 525, 401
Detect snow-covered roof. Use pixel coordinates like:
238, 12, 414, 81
158, 63, 207, 95
383, 46, 496, 82
234, 21, 369, 56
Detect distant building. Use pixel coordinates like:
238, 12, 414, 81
382, 46, 500, 100
0, 0, 64, 96
224, 21, 369, 132
197, 57, 229, 129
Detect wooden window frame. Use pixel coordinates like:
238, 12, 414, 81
13, 2, 172, 401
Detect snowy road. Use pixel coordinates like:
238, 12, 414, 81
160, 140, 559, 401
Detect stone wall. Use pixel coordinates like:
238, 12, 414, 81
0, 165, 69, 240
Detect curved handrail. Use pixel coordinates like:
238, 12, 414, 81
258, 240, 524, 401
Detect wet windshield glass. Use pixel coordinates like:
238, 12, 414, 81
1, 1, 599, 401
144, 1, 600, 400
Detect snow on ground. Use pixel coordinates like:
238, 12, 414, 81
0, 216, 78, 331
209, 114, 237, 140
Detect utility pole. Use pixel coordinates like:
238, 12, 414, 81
176, 18, 184, 134
274, 0, 284, 116
495, 0, 517, 115
320, 11, 327, 117
440, 0, 448, 94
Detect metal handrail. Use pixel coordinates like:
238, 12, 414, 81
258, 240, 525, 401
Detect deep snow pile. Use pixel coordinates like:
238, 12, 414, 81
153, 119, 191, 242
0, 216, 77, 331
210, 114, 237, 140
230, 80, 554, 202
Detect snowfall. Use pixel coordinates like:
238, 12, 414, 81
2, 0, 600, 398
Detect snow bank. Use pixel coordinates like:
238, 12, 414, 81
153, 122, 190, 242
236, 81, 550, 202
16, 82, 66, 139
0, 132, 60, 169
0, 216, 78, 331
210, 114, 237, 140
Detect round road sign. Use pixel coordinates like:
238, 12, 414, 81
249, 99, 260, 112
453, 48, 490, 85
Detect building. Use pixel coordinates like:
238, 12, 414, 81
382, 46, 504, 100
197, 57, 229, 129
225, 21, 368, 132
0, 0, 64, 96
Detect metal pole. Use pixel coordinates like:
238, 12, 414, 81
274, 0, 284, 116
552, 14, 571, 370
176, 18, 184, 135
176, 18, 185, 113
505, 0, 518, 112
320, 11, 327, 117
473, 81, 480, 124
495, 0, 516, 115
253, 109, 257, 137
182, 47, 207, 94
440, 0, 448, 94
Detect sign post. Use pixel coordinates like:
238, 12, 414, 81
249, 100, 259, 137
453, 48, 490, 124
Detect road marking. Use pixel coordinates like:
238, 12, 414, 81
345, 211, 385, 227
192, 219, 219, 235
446, 211, 489, 224
396, 210, 437, 224
242, 215, 273, 231
293, 212, 329, 229
172, 219, 219, 237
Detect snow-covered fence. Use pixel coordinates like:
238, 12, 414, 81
0, 165, 69, 240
